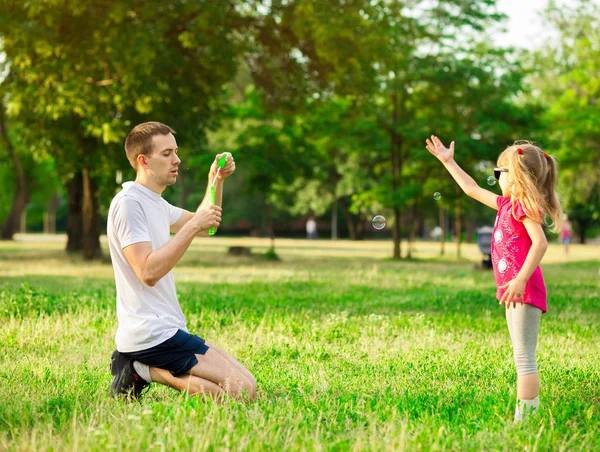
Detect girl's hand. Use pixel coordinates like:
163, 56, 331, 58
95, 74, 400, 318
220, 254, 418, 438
499, 278, 526, 309
425, 135, 455, 164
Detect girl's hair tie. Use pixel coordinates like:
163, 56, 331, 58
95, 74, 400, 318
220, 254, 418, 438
517, 148, 523, 155
543, 152, 549, 159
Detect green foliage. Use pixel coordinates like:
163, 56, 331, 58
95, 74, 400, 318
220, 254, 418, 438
236, 0, 536, 244
0, 0, 246, 234
527, 1, 600, 239
0, 0, 598, 243
0, 159, 15, 223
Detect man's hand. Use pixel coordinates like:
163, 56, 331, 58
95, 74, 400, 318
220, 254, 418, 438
193, 205, 222, 232
209, 153, 236, 181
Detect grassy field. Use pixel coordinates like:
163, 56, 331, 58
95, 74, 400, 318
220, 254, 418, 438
0, 235, 599, 451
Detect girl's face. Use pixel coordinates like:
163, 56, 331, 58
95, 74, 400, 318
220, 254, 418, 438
498, 169, 511, 197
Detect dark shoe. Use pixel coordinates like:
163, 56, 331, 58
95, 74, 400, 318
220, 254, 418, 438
109, 350, 150, 399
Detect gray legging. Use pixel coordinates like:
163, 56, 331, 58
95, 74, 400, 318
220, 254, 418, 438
505, 303, 542, 376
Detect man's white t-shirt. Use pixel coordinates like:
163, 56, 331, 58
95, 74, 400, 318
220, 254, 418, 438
107, 181, 186, 353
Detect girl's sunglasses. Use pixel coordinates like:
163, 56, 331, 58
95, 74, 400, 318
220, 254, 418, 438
494, 167, 508, 180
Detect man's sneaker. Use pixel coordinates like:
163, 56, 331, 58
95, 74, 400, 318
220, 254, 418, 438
109, 350, 149, 399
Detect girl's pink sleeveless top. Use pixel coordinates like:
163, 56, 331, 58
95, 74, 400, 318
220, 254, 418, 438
491, 196, 547, 313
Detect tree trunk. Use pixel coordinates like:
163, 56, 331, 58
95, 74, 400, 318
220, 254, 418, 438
340, 197, 365, 240
345, 214, 365, 240
66, 134, 102, 260
439, 206, 445, 256
0, 104, 29, 240
345, 209, 357, 240
82, 167, 102, 260
466, 215, 475, 243
2, 190, 29, 239
418, 215, 425, 240
43, 192, 58, 234
407, 204, 417, 258
576, 220, 586, 244
266, 200, 277, 254
390, 91, 402, 259
66, 171, 84, 252
331, 197, 338, 240
48, 192, 59, 234
328, 166, 341, 241
20, 211, 27, 233
355, 219, 365, 240
455, 192, 462, 259
392, 207, 401, 257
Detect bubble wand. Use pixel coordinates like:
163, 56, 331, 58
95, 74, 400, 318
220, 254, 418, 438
208, 152, 229, 236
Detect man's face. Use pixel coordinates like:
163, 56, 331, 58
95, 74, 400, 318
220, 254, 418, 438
145, 133, 181, 187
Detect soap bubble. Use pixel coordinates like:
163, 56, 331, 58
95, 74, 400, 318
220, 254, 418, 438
433, 192, 442, 201
487, 176, 497, 186
372, 215, 386, 230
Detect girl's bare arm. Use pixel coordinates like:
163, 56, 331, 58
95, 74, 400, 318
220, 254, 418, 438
426, 135, 499, 210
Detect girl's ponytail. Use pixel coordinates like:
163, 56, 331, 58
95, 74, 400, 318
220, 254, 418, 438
542, 154, 563, 234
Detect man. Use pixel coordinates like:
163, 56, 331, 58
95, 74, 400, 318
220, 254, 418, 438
107, 121, 256, 400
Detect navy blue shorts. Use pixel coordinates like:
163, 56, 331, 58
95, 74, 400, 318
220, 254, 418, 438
123, 329, 209, 377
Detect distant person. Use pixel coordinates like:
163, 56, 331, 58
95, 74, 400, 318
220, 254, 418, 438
306, 216, 318, 240
560, 214, 573, 256
107, 122, 256, 400
427, 137, 563, 422
430, 226, 442, 240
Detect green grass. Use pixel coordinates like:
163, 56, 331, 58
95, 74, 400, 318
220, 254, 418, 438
0, 236, 599, 451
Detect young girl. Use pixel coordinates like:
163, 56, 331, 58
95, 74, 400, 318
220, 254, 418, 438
425, 135, 563, 422
560, 214, 573, 256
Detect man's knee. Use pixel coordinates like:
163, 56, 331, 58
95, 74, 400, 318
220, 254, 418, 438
245, 369, 257, 388
242, 374, 257, 400
217, 370, 256, 399
226, 372, 256, 400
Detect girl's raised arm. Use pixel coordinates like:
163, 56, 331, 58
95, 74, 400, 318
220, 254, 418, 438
426, 135, 499, 210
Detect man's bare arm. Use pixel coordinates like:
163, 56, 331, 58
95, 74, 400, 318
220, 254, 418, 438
125, 206, 221, 286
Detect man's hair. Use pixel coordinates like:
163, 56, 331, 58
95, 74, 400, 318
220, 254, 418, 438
124, 122, 176, 170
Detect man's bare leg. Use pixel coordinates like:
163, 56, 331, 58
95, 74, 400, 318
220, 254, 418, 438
148, 348, 256, 400
150, 367, 225, 398
206, 342, 257, 391
189, 348, 256, 399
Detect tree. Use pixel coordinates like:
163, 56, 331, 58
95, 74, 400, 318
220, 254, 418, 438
0, 0, 245, 258
530, 0, 600, 242
270, 95, 384, 240
0, 98, 28, 239
231, 85, 313, 252
245, 0, 530, 258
